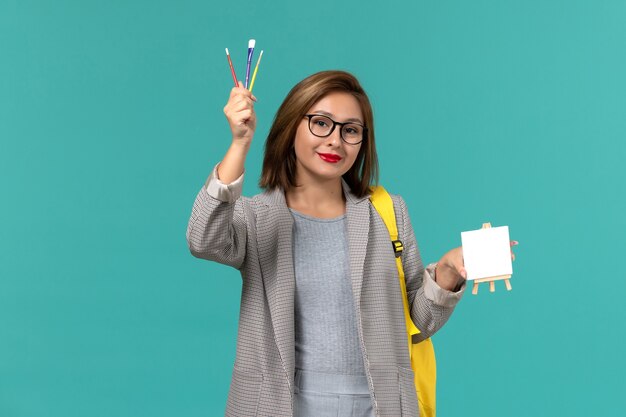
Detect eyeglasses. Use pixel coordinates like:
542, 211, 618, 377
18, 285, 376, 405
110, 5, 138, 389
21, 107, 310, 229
304, 114, 367, 145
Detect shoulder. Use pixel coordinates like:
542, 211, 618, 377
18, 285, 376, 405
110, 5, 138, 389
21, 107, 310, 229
386, 191, 413, 232
367, 185, 409, 214
240, 187, 286, 215
368, 186, 411, 222
389, 192, 407, 208
389, 193, 409, 223
249, 188, 277, 207
383, 189, 409, 215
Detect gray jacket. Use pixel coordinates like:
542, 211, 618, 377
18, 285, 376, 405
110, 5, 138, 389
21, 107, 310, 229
186, 163, 465, 417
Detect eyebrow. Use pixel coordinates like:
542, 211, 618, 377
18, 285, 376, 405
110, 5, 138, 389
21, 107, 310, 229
311, 110, 364, 125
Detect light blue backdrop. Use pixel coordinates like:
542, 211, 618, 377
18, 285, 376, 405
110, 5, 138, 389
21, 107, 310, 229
1, 1, 625, 416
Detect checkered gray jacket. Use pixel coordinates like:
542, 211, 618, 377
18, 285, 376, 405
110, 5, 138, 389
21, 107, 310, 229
186, 163, 465, 417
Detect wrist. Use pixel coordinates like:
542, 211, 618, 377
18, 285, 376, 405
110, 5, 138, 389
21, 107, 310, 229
218, 142, 249, 184
434, 263, 459, 291
230, 138, 252, 152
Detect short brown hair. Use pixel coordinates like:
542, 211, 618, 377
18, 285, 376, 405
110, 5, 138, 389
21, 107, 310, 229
259, 70, 379, 198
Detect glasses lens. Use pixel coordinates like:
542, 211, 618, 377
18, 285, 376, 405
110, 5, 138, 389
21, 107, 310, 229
309, 115, 333, 137
341, 123, 364, 144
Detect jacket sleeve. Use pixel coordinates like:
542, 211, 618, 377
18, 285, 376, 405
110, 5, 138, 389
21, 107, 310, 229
186, 162, 248, 270
396, 196, 466, 342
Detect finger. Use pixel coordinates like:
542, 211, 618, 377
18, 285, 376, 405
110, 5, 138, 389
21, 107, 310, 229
236, 82, 254, 98
231, 97, 254, 112
459, 266, 467, 279
510, 240, 518, 261
230, 83, 243, 98
230, 81, 250, 98
452, 260, 467, 279
234, 109, 253, 125
230, 93, 255, 109
227, 98, 255, 116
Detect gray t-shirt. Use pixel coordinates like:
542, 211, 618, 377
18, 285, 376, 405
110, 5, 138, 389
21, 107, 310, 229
290, 208, 366, 375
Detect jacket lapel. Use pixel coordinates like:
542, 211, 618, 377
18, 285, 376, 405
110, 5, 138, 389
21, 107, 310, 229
256, 187, 296, 387
255, 180, 371, 390
343, 180, 371, 309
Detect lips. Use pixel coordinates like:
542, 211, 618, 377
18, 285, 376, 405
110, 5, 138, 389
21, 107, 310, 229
318, 153, 342, 162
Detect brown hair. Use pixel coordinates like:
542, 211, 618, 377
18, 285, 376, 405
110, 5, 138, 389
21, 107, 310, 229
259, 70, 379, 198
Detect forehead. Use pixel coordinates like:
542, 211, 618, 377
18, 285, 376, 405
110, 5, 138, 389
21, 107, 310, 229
307, 92, 363, 122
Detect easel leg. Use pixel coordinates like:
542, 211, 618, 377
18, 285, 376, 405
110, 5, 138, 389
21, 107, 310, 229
505, 279, 512, 291
472, 282, 479, 295
489, 281, 495, 293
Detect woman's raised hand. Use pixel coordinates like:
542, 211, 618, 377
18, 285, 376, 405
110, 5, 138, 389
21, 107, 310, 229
223, 81, 257, 146
216, 83, 258, 184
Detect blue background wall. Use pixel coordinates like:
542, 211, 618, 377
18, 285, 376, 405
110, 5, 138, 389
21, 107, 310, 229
1, 1, 625, 416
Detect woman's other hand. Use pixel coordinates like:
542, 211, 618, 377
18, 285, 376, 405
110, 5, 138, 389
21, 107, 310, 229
435, 241, 519, 291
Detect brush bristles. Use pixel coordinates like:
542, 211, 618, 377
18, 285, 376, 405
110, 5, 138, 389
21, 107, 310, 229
248, 39, 256, 48
225, 48, 229, 55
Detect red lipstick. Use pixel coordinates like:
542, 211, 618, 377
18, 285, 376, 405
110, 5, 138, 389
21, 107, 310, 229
318, 153, 342, 163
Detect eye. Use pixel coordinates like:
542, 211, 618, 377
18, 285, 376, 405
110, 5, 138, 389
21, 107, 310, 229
315, 119, 328, 128
344, 125, 362, 135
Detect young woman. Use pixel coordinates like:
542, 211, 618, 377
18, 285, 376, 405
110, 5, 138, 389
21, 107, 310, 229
187, 71, 510, 417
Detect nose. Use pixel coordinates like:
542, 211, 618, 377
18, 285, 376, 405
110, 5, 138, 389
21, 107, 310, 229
324, 127, 342, 147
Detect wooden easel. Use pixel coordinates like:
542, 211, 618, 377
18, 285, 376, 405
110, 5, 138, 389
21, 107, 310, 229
471, 223, 513, 295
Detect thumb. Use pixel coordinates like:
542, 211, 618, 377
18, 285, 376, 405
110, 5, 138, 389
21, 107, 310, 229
456, 264, 467, 279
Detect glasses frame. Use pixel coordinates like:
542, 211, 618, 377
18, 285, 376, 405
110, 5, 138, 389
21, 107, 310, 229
304, 114, 368, 145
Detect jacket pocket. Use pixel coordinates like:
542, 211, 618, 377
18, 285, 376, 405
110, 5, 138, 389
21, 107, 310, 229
398, 366, 419, 417
225, 368, 263, 417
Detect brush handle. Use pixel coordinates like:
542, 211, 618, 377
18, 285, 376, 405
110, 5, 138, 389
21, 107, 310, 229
244, 48, 254, 89
225, 49, 238, 87
249, 51, 263, 93
227, 56, 238, 87
249, 66, 259, 92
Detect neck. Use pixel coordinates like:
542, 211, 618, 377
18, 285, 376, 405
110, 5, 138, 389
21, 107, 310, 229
285, 176, 345, 215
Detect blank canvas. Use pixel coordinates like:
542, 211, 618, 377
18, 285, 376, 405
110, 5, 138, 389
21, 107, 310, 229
461, 226, 513, 281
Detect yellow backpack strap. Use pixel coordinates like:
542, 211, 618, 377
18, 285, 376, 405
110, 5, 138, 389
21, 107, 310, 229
369, 186, 420, 348
370, 185, 437, 417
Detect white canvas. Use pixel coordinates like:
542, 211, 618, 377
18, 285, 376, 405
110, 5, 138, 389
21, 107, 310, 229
461, 226, 513, 281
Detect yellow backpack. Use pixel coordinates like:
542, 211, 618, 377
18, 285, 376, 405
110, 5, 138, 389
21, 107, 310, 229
370, 185, 437, 417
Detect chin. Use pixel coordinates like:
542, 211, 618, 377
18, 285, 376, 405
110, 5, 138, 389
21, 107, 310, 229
297, 160, 350, 183
320, 171, 348, 182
